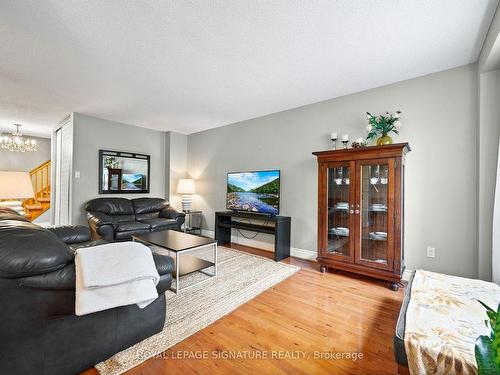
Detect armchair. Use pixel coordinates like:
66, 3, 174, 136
0, 209, 174, 375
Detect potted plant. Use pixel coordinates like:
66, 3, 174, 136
475, 301, 500, 374
365, 111, 402, 145
104, 156, 119, 169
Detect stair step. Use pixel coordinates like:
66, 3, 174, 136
25, 204, 43, 210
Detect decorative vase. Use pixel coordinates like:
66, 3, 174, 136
376, 135, 393, 145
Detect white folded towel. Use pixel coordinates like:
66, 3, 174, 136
75, 242, 160, 316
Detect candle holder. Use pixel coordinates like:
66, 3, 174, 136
331, 137, 337, 150
341, 134, 349, 149
330, 133, 338, 150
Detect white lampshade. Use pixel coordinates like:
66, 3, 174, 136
177, 179, 196, 194
0, 171, 34, 199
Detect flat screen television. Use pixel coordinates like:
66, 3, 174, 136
226, 170, 280, 215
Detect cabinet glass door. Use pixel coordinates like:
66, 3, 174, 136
355, 159, 394, 270
326, 162, 354, 261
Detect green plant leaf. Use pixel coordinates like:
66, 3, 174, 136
475, 335, 500, 375
489, 311, 497, 335
478, 300, 497, 334
365, 111, 403, 140
478, 300, 495, 314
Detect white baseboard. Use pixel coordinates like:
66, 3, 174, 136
290, 247, 316, 260
201, 229, 316, 261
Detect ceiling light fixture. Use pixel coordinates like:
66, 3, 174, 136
0, 124, 37, 152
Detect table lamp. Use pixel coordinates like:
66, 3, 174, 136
177, 178, 195, 212
0, 171, 34, 216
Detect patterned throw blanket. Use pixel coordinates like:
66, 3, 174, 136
404, 270, 500, 375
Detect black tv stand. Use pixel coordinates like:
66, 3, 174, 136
215, 211, 291, 261
232, 210, 275, 218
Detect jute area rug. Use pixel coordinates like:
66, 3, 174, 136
96, 246, 300, 375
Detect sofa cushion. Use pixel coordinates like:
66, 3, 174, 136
0, 220, 73, 278
115, 221, 151, 233
111, 214, 136, 223
135, 212, 160, 221
132, 198, 169, 215
138, 218, 177, 230
85, 198, 134, 216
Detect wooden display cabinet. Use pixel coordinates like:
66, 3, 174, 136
107, 168, 122, 191
313, 143, 410, 290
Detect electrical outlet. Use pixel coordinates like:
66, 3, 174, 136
427, 247, 436, 258
75, 171, 81, 179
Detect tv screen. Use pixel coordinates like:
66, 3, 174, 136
226, 170, 280, 215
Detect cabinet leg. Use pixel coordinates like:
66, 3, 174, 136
389, 282, 399, 291
320, 265, 327, 274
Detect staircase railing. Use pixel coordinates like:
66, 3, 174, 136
23, 160, 51, 220
29, 160, 51, 198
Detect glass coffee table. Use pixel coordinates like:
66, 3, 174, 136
132, 230, 217, 293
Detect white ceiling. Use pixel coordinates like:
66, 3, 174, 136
0, 1, 498, 137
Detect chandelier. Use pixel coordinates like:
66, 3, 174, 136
0, 124, 37, 152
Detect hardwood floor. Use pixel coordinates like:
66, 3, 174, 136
83, 244, 404, 375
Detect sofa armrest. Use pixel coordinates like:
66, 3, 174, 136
152, 253, 174, 276
0, 225, 74, 279
86, 212, 116, 241
160, 207, 185, 220
46, 225, 91, 244
87, 212, 115, 227
17, 263, 76, 291
19, 254, 174, 291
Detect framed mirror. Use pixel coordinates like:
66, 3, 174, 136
98, 150, 150, 194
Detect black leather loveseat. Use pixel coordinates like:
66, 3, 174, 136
85, 197, 185, 241
0, 207, 174, 375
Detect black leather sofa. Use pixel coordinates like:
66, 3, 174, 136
85, 197, 185, 241
0, 207, 174, 375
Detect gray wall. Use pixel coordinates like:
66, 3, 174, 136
477, 5, 500, 281
71, 113, 166, 225
187, 64, 478, 278
478, 69, 500, 281
0, 135, 50, 171
164, 132, 171, 200
165, 131, 188, 211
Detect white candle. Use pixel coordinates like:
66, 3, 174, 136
342, 134, 349, 142
330, 132, 337, 140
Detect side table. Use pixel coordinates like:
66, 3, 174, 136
183, 210, 202, 235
